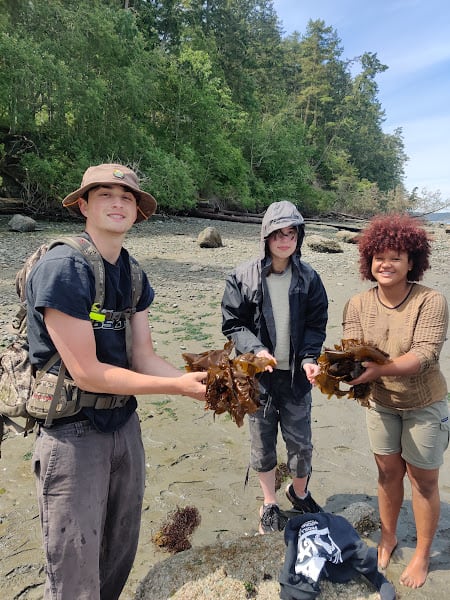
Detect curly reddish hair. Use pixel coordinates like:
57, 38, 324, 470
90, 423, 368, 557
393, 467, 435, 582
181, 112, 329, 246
358, 213, 432, 281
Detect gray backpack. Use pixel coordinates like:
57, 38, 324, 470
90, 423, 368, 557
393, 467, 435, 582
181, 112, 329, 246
0, 235, 142, 455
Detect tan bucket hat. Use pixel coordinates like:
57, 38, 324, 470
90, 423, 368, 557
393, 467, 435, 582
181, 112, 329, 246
62, 163, 157, 223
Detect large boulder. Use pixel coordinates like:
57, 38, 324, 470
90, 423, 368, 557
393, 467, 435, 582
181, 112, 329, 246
135, 533, 381, 600
135, 503, 382, 600
8, 214, 37, 232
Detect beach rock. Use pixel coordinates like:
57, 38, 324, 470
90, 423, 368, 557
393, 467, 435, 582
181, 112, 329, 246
136, 502, 381, 600
8, 214, 37, 232
197, 226, 223, 248
135, 531, 381, 600
306, 234, 343, 253
338, 501, 379, 535
335, 230, 360, 244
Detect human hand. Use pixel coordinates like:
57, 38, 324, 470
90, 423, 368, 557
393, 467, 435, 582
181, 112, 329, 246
303, 362, 320, 385
179, 371, 207, 401
256, 349, 277, 372
348, 361, 381, 384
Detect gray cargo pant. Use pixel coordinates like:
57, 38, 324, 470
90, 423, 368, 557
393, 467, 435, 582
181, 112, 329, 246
32, 411, 145, 600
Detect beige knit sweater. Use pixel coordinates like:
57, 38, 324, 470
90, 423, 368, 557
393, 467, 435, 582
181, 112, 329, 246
343, 283, 448, 409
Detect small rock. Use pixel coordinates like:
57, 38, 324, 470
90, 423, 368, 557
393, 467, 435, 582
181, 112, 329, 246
306, 234, 343, 253
189, 264, 205, 272
335, 230, 360, 244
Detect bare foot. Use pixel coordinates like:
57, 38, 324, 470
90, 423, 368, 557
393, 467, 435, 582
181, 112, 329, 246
400, 553, 429, 588
378, 538, 398, 570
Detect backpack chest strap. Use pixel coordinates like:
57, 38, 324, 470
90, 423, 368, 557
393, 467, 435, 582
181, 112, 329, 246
89, 306, 137, 323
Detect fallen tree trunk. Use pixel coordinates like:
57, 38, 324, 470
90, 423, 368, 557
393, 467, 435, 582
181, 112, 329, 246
305, 219, 365, 232
0, 198, 24, 214
191, 209, 365, 231
190, 209, 263, 224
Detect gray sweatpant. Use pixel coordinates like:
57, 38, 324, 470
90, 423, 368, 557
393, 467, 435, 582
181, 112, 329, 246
32, 412, 145, 600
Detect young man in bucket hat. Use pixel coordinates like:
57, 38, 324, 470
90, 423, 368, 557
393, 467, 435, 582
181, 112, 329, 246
221, 200, 328, 534
26, 163, 206, 599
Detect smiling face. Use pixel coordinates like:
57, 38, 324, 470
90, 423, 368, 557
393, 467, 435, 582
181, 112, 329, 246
371, 249, 413, 288
78, 184, 138, 234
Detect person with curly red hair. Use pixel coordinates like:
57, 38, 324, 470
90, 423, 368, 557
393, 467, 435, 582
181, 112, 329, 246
343, 213, 449, 589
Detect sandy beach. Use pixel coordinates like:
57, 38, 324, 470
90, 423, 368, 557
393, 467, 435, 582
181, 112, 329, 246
0, 214, 449, 599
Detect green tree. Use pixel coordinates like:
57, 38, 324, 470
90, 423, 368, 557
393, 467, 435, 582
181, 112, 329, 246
149, 45, 251, 205
282, 21, 353, 188
342, 52, 406, 190
0, 0, 197, 212
241, 107, 316, 210
0, 0, 410, 215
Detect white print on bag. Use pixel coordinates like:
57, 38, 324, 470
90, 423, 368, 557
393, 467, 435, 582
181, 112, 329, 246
295, 520, 343, 581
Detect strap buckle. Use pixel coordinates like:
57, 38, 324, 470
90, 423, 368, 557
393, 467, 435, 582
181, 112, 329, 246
92, 394, 130, 410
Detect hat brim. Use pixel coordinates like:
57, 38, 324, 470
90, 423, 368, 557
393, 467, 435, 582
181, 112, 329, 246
62, 183, 157, 223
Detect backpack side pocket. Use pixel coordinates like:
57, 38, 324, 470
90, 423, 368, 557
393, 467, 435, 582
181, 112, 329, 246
27, 372, 80, 421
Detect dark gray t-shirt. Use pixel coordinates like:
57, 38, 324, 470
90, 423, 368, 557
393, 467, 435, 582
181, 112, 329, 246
26, 240, 154, 432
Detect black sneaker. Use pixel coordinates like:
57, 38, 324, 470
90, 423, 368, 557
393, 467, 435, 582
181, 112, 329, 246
285, 484, 323, 513
259, 503, 288, 534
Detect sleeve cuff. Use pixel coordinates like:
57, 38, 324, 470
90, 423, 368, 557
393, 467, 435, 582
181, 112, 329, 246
301, 357, 318, 368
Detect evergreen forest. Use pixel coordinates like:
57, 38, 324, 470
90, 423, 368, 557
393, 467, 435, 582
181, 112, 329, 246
1, 0, 419, 218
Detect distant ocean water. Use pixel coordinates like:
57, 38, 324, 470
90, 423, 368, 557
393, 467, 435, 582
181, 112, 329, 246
423, 212, 450, 224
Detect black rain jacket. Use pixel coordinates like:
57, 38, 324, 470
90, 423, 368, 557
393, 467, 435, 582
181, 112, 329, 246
221, 201, 328, 398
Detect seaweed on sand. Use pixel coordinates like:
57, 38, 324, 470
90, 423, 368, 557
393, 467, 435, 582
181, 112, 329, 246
152, 506, 201, 554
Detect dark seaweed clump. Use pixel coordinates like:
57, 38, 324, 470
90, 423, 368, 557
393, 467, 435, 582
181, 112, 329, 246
152, 506, 201, 554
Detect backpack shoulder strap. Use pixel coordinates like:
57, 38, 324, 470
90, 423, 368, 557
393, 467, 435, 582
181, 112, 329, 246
128, 254, 143, 310
15, 242, 51, 303
35, 235, 142, 315
47, 236, 105, 310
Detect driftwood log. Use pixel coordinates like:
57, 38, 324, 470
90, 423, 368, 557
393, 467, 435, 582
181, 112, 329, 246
0, 198, 24, 214
191, 207, 366, 231
190, 208, 264, 224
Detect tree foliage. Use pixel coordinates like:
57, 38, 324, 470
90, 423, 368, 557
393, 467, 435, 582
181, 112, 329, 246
0, 0, 411, 216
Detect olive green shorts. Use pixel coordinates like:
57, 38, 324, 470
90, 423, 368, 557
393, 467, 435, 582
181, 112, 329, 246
366, 398, 450, 469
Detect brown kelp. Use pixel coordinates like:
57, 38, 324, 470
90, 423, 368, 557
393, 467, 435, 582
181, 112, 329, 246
316, 339, 390, 406
182, 340, 275, 427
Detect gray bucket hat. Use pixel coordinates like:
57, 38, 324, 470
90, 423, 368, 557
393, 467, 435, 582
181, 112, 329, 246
62, 163, 157, 223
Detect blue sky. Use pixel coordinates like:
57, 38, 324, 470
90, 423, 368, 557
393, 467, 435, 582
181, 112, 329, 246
271, 0, 450, 205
